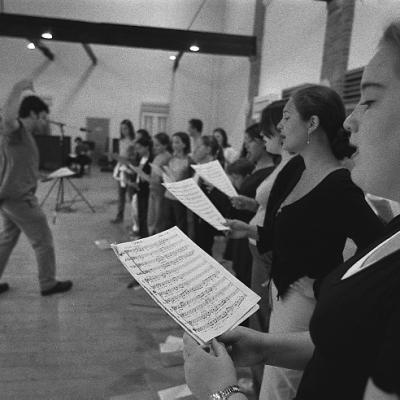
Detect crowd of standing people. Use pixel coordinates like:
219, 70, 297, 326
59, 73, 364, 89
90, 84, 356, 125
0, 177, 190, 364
2, 18, 400, 400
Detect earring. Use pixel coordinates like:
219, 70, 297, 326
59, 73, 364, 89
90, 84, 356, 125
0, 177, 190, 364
307, 132, 311, 145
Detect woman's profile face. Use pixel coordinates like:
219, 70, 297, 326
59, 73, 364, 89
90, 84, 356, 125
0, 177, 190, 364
278, 99, 308, 154
153, 138, 165, 155
345, 43, 400, 201
135, 143, 148, 157
262, 126, 282, 155
196, 142, 210, 161
245, 133, 264, 163
172, 135, 185, 153
213, 131, 224, 146
120, 123, 131, 139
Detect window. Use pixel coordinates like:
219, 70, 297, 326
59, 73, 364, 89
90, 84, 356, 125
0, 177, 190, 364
140, 103, 169, 136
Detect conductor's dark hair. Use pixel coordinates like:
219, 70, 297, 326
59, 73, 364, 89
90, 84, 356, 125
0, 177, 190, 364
18, 96, 49, 118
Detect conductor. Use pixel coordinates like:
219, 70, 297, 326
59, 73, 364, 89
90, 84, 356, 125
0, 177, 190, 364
0, 80, 73, 296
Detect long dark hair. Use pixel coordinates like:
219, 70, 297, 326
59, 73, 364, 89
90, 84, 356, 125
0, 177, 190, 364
201, 135, 225, 166
245, 123, 262, 141
292, 85, 356, 160
260, 100, 286, 138
120, 119, 135, 140
135, 136, 153, 159
213, 128, 230, 148
381, 21, 400, 78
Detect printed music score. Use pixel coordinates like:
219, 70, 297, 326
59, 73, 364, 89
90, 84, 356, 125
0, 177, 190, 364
192, 160, 238, 197
112, 227, 260, 344
163, 178, 229, 231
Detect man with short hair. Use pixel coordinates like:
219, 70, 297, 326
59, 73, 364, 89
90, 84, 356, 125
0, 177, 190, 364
0, 80, 72, 296
188, 118, 203, 163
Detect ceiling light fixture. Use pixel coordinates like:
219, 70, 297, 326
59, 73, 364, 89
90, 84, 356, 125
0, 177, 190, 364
189, 45, 200, 52
169, 55, 177, 61
27, 42, 36, 50
41, 32, 53, 40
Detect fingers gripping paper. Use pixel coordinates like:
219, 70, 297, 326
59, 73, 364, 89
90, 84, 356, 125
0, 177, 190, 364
191, 160, 238, 197
163, 178, 228, 231
112, 227, 260, 344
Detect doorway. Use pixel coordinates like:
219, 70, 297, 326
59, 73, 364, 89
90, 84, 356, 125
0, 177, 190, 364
85, 117, 110, 162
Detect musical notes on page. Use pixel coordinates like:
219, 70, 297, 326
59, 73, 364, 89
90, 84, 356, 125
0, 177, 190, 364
192, 160, 238, 197
163, 178, 228, 231
112, 227, 260, 344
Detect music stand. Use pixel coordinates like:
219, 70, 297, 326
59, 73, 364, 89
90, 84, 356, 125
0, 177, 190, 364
40, 167, 96, 214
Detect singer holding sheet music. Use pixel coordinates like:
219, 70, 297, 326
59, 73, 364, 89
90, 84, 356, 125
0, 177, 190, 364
183, 23, 400, 399
0, 80, 72, 296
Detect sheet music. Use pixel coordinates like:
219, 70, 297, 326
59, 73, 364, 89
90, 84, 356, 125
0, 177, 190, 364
112, 227, 260, 344
163, 178, 228, 231
192, 160, 238, 197
46, 167, 76, 179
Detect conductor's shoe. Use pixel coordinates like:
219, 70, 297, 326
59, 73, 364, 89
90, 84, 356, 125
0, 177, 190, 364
0, 282, 10, 294
41, 280, 73, 296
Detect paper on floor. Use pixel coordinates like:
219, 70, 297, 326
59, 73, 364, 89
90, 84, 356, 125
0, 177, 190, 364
158, 384, 192, 400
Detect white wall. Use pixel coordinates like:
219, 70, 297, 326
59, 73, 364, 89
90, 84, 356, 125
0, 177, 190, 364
215, 0, 255, 151
258, 0, 326, 98
348, 0, 400, 70
0, 0, 226, 143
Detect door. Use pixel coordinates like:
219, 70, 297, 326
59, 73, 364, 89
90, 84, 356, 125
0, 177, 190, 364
86, 117, 110, 162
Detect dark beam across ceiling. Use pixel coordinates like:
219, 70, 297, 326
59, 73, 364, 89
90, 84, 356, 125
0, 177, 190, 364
0, 13, 256, 57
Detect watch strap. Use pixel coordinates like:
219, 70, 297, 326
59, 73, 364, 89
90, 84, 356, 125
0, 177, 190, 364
209, 384, 243, 399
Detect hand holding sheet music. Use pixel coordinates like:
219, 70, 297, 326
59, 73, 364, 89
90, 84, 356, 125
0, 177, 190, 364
112, 227, 260, 344
192, 160, 238, 197
163, 178, 228, 231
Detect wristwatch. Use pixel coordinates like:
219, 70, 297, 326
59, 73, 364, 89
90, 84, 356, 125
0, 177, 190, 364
209, 384, 243, 399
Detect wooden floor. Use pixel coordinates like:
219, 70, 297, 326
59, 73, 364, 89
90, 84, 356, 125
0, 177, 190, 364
0, 169, 254, 400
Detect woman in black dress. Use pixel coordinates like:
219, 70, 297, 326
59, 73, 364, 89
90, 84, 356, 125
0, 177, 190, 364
183, 20, 400, 400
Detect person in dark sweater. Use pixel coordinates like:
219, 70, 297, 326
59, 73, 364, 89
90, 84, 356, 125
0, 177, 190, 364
231, 86, 385, 400
131, 136, 153, 239
183, 75, 391, 400
217, 123, 277, 289
192, 135, 225, 255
